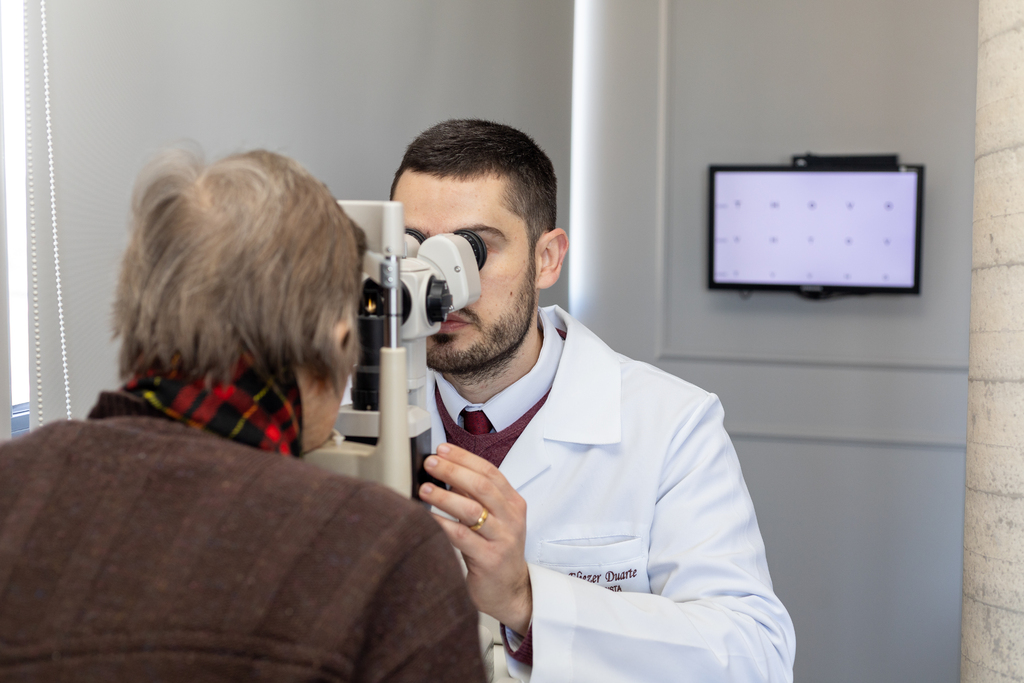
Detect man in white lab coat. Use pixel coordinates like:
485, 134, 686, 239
394, 119, 795, 682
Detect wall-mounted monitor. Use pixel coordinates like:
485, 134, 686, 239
708, 162, 924, 295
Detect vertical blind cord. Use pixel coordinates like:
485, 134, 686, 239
40, 0, 70, 419
24, 0, 42, 426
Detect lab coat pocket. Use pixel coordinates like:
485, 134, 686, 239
537, 535, 649, 593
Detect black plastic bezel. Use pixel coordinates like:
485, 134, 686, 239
707, 164, 925, 296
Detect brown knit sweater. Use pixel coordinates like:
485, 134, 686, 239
0, 392, 484, 682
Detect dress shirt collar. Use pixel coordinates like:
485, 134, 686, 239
434, 308, 565, 432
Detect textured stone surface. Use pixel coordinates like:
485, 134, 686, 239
962, 596, 1024, 680
967, 380, 1024, 447
968, 441, 1024, 497
970, 332, 1024, 380
978, 0, 1024, 47
964, 486, 1024, 562
972, 149, 1024, 274
964, 2, 1024, 680
964, 547, 1024, 614
969, 265, 1024, 332
961, 656, 1021, 683
976, 31, 1024, 142
973, 212, 1024, 268
976, 34, 1024, 164
974, 149, 1024, 223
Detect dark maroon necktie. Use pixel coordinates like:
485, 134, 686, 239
461, 409, 493, 435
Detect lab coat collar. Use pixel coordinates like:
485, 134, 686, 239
539, 306, 622, 446
499, 306, 622, 492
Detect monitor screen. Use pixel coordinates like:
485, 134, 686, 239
708, 165, 923, 294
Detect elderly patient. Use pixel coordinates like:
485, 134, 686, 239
0, 150, 484, 682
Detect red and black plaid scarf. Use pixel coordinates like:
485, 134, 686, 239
123, 353, 303, 456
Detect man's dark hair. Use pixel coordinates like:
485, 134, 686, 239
391, 119, 557, 247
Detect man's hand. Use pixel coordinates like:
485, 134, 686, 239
418, 443, 532, 634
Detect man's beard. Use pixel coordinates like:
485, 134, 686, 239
428, 261, 537, 385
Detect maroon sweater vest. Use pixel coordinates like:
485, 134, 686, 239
436, 386, 550, 470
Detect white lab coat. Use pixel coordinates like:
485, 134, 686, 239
428, 306, 795, 683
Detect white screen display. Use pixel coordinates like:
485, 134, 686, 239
711, 170, 920, 288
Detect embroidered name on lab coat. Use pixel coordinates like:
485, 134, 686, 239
568, 567, 639, 591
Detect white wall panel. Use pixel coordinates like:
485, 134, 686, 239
738, 437, 964, 683
665, 359, 968, 448
25, 0, 573, 423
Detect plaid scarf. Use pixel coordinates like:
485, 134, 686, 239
123, 353, 303, 456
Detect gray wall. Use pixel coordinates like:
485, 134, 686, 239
26, 0, 573, 422
572, 1, 975, 681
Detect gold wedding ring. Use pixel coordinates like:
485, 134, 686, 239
468, 507, 489, 531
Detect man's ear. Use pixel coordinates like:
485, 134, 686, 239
535, 228, 568, 290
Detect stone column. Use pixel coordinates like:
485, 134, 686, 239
962, 1, 1024, 680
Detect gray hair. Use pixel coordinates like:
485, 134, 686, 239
114, 148, 364, 391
